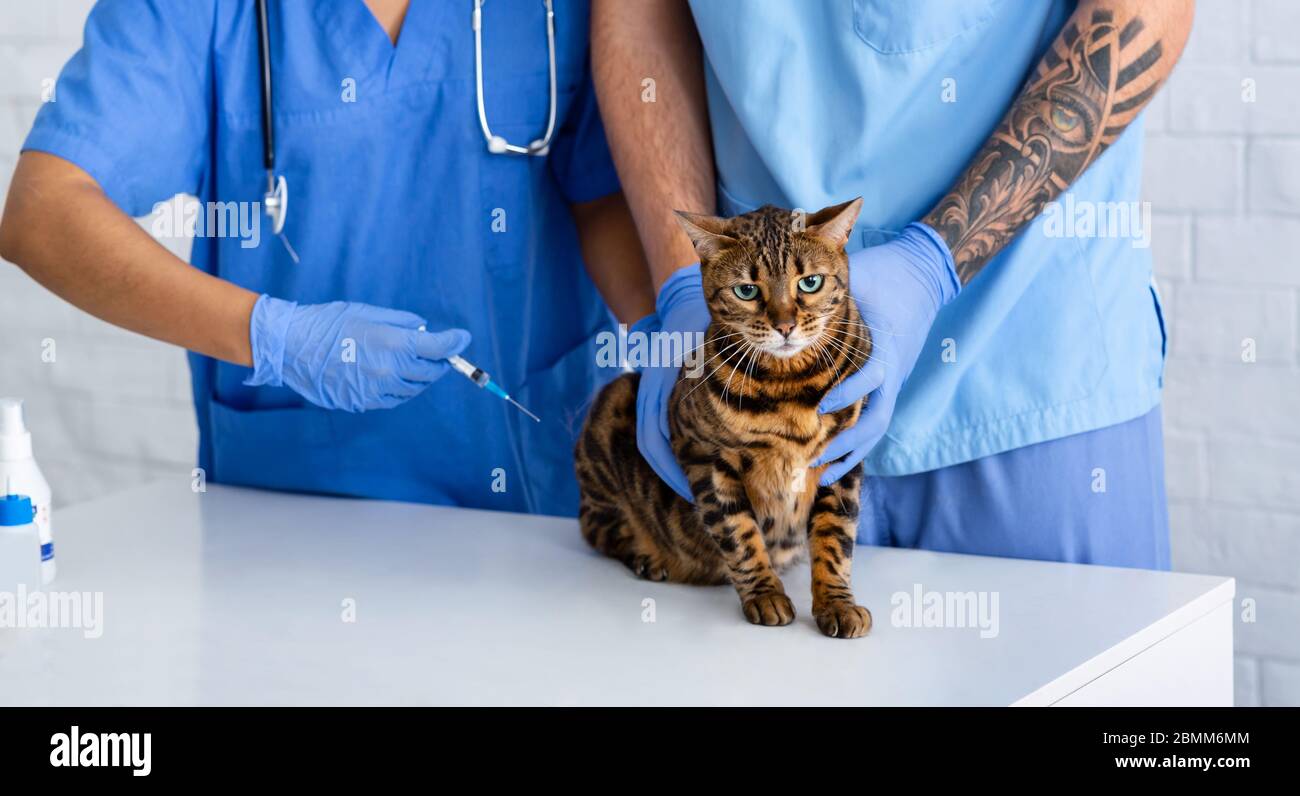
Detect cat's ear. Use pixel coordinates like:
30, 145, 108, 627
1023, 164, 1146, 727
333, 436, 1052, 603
674, 211, 739, 261
804, 198, 863, 250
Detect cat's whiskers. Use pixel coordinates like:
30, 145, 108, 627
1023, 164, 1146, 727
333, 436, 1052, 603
829, 316, 919, 339
680, 337, 749, 403
739, 342, 763, 410
820, 330, 871, 375
823, 331, 871, 370
824, 324, 900, 370
723, 342, 759, 409
682, 329, 744, 360
810, 336, 838, 384
694, 333, 747, 370
825, 324, 876, 350
679, 337, 748, 402
806, 324, 852, 388
733, 338, 759, 408
809, 308, 887, 332
826, 317, 900, 339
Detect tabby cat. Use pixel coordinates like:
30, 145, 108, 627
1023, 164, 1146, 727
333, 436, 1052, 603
575, 199, 873, 638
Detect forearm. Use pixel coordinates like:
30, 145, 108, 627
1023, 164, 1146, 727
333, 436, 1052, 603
0, 152, 258, 365
572, 192, 655, 324
591, 0, 715, 291
922, 0, 1194, 284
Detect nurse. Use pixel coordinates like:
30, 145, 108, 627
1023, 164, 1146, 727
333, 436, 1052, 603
594, 0, 1194, 568
0, 0, 652, 516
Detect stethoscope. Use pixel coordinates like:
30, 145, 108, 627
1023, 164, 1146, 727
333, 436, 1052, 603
254, 0, 297, 262
252, 0, 559, 259
473, 0, 558, 156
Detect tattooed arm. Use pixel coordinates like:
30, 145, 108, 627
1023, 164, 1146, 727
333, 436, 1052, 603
922, 0, 1194, 284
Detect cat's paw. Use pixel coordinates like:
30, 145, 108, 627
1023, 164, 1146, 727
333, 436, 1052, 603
742, 592, 796, 626
626, 554, 669, 582
814, 601, 872, 639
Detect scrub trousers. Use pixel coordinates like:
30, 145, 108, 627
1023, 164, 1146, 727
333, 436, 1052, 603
858, 406, 1171, 570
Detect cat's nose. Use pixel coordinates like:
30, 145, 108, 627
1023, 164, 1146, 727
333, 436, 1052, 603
775, 321, 796, 339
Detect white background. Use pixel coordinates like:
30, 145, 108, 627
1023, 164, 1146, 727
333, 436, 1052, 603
1, 0, 1296, 704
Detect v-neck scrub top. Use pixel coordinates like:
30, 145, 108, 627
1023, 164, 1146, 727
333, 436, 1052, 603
24, 0, 622, 515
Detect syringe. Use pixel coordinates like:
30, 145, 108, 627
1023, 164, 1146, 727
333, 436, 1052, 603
446, 355, 541, 423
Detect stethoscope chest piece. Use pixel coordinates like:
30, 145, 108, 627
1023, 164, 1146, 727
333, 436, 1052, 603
487, 135, 550, 157
264, 173, 288, 236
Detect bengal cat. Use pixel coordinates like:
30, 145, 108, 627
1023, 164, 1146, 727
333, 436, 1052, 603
575, 199, 873, 638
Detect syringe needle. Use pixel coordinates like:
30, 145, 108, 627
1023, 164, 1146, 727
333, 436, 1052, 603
506, 396, 541, 423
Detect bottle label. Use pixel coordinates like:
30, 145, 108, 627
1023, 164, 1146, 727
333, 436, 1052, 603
34, 500, 51, 548
41, 541, 54, 561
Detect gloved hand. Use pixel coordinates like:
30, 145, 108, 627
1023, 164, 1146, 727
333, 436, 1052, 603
814, 222, 961, 484
635, 264, 710, 501
245, 295, 470, 412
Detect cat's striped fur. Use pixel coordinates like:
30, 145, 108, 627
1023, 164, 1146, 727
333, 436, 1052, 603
575, 200, 873, 638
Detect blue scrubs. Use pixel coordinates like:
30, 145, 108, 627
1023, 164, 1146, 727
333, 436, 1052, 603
24, 0, 620, 516
862, 408, 1171, 569
687, 0, 1169, 566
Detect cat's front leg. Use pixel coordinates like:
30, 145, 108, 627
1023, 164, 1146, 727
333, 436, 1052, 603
807, 463, 871, 639
688, 456, 794, 626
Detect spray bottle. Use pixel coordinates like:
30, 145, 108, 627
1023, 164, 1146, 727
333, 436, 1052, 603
0, 485, 41, 592
0, 399, 53, 584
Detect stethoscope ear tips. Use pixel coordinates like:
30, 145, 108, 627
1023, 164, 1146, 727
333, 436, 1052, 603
527, 139, 549, 156
487, 135, 509, 154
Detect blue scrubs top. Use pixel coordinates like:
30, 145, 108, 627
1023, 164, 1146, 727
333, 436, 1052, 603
689, 0, 1168, 475
24, 0, 620, 515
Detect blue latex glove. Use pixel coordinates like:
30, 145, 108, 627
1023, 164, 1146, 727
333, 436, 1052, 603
245, 295, 470, 412
814, 223, 961, 485
635, 264, 709, 501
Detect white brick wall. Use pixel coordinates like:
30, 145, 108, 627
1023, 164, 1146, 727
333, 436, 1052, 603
0, 0, 196, 508
1, 1, 1297, 704
1150, 0, 1300, 706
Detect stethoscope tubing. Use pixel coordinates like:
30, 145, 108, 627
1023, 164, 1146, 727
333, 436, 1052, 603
255, 0, 275, 175
473, 0, 558, 156
253, 0, 557, 240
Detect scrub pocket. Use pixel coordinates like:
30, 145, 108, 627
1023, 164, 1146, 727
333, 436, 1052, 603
207, 399, 342, 494
852, 0, 1002, 54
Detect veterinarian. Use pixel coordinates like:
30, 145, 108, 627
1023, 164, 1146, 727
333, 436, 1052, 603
595, 0, 1194, 568
0, 0, 653, 515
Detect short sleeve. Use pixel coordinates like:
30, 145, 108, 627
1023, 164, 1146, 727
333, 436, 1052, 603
22, 0, 216, 217
547, 71, 622, 205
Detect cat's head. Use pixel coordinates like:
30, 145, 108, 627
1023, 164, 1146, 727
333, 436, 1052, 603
675, 199, 862, 360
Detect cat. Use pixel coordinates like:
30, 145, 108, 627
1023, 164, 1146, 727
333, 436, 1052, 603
575, 199, 874, 639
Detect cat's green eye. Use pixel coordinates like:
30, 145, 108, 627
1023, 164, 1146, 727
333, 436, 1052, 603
733, 284, 760, 301
797, 274, 825, 294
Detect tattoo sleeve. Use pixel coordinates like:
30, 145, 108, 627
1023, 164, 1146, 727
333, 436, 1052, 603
922, 1, 1191, 284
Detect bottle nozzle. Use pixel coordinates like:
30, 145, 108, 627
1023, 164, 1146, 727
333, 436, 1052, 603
0, 398, 25, 436
0, 398, 34, 461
